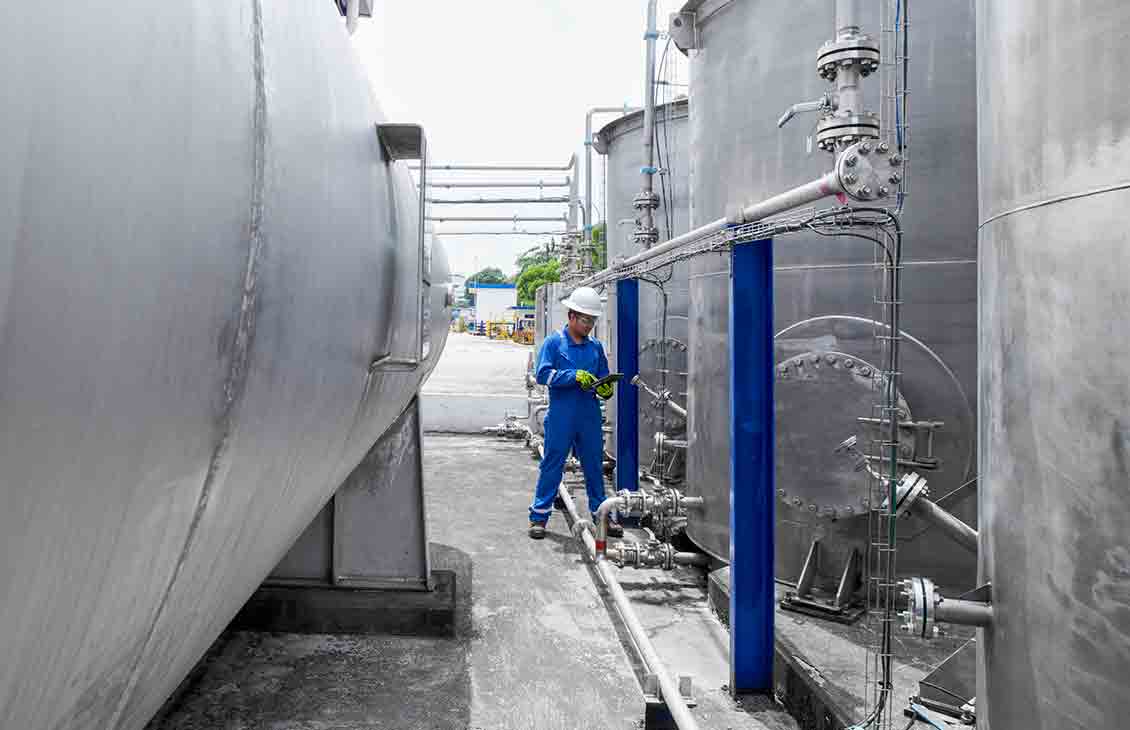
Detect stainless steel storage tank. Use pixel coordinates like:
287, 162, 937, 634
0, 4, 450, 729
680, 0, 978, 593
595, 100, 692, 476
977, 2, 1130, 727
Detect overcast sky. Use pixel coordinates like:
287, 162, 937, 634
351, 1, 687, 278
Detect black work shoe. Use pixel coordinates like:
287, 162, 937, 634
528, 521, 547, 540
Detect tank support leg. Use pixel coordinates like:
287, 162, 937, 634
728, 238, 776, 694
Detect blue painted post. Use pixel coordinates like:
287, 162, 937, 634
729, 237, 775, 694
615, 278, 639, 493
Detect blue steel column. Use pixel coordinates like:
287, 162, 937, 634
615, 278, 639, 493
729, 238, 775, 694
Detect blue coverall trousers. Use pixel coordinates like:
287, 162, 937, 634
529, 402, 607, 523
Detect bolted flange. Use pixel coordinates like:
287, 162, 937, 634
633, 225, 659, 246
836, 140, 900, 201
633, 191, 660, 211
816, 33, 881, 81
816, 113, 880, 153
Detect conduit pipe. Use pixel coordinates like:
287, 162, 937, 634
585, 105, 640, 243
557, 486, 700, 730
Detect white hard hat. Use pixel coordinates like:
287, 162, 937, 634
561, 286, 602, 318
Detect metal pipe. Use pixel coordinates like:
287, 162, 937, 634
426, 196, 571, 205
914, 497, 978, 553
834, 0, 863, 115
557, 486, 701, 730
410, 158, 575, 172
638, 0, 660, 246
586, 105, 640, 243
836, 0, 862, 34
576, 167, 844, 290
734, 171, 843, 225
632, 375, 688, 420
933, 597, 994, 628
594, 494, 626, 557
345, 0, 360, 34
426, 216, 567, 223
424, 180, 571, 189
674, 552, 710, 568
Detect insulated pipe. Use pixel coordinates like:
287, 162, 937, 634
557, 486, 701, 730
913, 498, 978, 554
639, 0, 660, 245
585, 105, 640, 243
577, 169, 844, 289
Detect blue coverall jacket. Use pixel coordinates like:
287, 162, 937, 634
528, 325, 610, 523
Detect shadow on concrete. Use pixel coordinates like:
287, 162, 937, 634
147, 543, 474, 730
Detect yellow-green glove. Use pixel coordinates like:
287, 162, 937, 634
596, 382, 614, 400
575, 370, 597, 390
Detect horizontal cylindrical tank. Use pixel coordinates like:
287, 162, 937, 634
0, 4, 449, 729
681, 0, 978, 593
977, 2, 1130, 728
596, 100, 691, 477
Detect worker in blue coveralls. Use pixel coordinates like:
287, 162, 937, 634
528, 286, 622, 540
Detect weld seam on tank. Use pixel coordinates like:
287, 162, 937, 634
978, 180, 1130, 229
106, 2, 271, 723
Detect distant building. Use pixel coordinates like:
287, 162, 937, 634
469, 282, 517, 324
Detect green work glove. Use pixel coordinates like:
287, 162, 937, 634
595, 382, 614, 400
575, 370, 597, 390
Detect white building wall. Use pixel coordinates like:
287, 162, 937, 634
472, 287, 517, 322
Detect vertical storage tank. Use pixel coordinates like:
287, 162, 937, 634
680, 0, 979, 592
977, 1, 1130, 727
0, 3, 449, 729
596, 100, 692, 476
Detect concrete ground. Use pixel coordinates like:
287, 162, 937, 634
151, 435, 643, 730
420, 332, 533, 434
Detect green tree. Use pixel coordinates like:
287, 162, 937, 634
590, 223, 607, 269
515, 244, 555, 273
515, 260, 560, 305
467, 266, 507, 284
